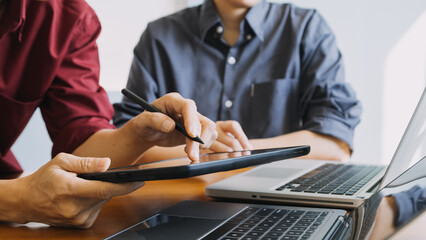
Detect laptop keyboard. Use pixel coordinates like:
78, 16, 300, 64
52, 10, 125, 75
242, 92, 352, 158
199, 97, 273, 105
276, 164, 385, 195
201, 206, 329, 240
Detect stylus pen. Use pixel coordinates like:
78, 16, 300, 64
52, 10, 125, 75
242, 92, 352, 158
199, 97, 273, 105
121, 88, 204, 145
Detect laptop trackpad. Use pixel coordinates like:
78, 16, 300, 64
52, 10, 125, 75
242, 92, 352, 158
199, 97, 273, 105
108, 214, 222, 240
245, 167, 304, 179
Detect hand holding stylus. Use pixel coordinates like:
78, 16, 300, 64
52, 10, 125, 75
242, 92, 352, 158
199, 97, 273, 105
122, 89, 204, 144
121, 89, 217, 161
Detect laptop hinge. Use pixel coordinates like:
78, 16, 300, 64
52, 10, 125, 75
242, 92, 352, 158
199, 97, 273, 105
323, 216, 349, 240
367, 178, 382, 193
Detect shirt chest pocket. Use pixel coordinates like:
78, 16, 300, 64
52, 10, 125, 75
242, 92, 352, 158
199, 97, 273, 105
0, 93, 42, 155
243, 77, 300, 138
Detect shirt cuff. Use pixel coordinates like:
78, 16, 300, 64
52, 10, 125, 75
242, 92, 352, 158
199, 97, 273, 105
304, 114, 355, 150
51, 117, 115, 157
392, 185, 423, 226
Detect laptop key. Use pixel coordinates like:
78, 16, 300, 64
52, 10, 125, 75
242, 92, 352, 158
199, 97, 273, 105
302, 214, 318, 219
270, 209, 288, 218
233, 227, 247, 233
298, 219, 314, 223
259, 222, 275, 228
225, 232, 244, 238
241, 223, 256, 228
277, 222, 293, 228
264, 231, 282, 237
306, 211, 320, 215
246, 231, 263, 237
290, 210, 305, 216
295, 222, 310, 227
255, 208, 274, 216
249, 216, 265, 221
271, 226, 288, 232
281, 236, 299, 240
291, 226, 308, 231
245, 219, 261, 224
253, 226, 271, 232
309, 224, 319, 229
317, 189, 333, 194
287, 231, 304, 236
301, 233, 312, 239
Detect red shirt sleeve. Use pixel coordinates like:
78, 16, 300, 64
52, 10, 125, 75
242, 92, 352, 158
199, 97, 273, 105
40, 5, 115, 157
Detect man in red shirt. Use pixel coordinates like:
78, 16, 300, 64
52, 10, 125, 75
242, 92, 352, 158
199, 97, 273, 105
0, 0, 217, 228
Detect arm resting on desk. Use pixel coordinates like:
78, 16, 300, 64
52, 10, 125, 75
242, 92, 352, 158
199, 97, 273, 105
249, 130, 350, 162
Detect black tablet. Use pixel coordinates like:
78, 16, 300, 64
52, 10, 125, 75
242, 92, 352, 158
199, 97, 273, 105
78, 145, 310, 183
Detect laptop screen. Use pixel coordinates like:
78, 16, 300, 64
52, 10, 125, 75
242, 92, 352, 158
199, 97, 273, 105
380, 88, 426, 189
348, 155, 426, 240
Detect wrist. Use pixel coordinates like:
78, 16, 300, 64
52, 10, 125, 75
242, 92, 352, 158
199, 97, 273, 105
0, 177, 29, 223
121, 117, 155, 150
110, 119, 155, 167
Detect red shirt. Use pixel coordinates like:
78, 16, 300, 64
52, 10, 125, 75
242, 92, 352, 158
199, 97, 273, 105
0, 0, 114, 173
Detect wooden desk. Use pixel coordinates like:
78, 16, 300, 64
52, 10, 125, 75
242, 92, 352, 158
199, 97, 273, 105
0, 169, 246, 240
2, 169, 423, 240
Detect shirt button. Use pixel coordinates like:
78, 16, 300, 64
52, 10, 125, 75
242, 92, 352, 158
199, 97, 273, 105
246, 34, 252, 40
225, 100, 233, 108
227, 56, 236, 65
216, 26, 224, 34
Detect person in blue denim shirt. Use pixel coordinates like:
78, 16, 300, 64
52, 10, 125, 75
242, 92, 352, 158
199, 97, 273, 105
114, 0, 362, 161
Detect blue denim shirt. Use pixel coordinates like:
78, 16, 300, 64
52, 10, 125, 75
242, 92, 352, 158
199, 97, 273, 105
113, 0, 362, 148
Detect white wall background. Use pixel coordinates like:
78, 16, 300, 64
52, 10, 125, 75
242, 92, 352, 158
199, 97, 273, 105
13, 0, 426, 171
85, 0, 188, 91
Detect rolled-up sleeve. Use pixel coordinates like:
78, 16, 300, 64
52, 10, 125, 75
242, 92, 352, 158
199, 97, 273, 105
299, 11, 362, 149
40, 6, 114, 157
393, 186, 426, 226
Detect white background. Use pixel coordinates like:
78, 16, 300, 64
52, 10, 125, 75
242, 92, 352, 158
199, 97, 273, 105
13, 0, 426, 171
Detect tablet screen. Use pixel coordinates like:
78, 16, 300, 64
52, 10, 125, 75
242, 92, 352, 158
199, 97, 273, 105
106, 149, 281, 172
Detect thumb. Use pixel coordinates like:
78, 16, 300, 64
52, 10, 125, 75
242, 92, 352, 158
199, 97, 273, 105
54, 153, 111, 174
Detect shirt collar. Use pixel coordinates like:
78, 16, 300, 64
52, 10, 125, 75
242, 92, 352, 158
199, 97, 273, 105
198, 0, 221, 40
244, 0, 267, 42
198, 0, 267, 42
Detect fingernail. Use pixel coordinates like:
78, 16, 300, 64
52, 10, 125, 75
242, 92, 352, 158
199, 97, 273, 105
191, 148, 199, 160
161, 119, 174, 131
189, 126, 198, 137
96, 158, 110, 170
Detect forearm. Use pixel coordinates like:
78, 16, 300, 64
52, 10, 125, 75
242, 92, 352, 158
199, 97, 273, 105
72, 125, 153, 168
249, 130, 350, 161
136, 145, 187, 163
0, 179, 27, 223
369, 196, 398, 240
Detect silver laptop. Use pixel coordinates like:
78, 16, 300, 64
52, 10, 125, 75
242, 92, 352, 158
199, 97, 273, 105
206, 87, 426, 209
105, 156, 426, 240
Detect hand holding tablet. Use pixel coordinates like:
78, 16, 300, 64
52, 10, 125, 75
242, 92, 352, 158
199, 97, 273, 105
78, 146, 310, 183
